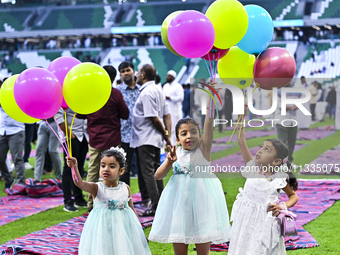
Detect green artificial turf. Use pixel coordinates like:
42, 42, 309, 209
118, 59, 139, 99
0, 119, 339, 254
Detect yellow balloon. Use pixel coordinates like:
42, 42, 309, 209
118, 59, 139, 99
217, 46, 255, 89
0, 75, 39, 123
206, 0, 248, 49
63, 63, 112, 114
161, 11, 183, 57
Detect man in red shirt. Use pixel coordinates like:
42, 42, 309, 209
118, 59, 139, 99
77, 65, 129, 212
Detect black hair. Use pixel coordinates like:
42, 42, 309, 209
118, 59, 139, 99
100, 148, 126, 170
265, 139, 298, 191
155, 74, 161, 84
103, 65, 117, 83
140, 64, 156, 81
118, 61, 135, 72
175, 117, 200, 140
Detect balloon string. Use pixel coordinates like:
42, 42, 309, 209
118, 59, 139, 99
64, 110, 70, 154
53, 117, 69, 156
238, 89, 246, 139
212, 52, 215, 82
252, 58, 258, 88
214, 51, 220, 81
69, 113, 76, 158
252, 84, 260, 94
63, 110, 78, 182
44, 119, 69, 159
203, 59, 212, 80
228, 115, 242, 144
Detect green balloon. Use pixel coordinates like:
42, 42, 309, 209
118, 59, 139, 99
0, 75, 39, 123
161, 11, 183, 57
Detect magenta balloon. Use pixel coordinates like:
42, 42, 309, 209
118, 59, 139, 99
201, 46, 229, 61
14, 68, 63, 119
168, 11, 215, 58
47, 56, 81, 109
254, 47, 296, 90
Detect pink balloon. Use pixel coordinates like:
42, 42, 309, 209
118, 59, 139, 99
254, 47, 296, 90
168, 11, 215, 58
201, 46, 229, 61
47, 56, 81, 109
14, 68, 63, 119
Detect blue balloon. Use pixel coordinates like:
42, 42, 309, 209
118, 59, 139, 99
237, 5, 274, 54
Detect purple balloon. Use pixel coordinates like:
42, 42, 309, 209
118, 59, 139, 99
47, 56, 81, 109
14, 68, 63, 119
168, 10, 215, 58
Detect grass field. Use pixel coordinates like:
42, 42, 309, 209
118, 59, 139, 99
0, 119, 340, 254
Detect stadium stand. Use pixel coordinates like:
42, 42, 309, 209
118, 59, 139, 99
0, 10, 31, 31
298, 42, 340, 78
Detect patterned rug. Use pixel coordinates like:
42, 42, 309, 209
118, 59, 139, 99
0, 195, 63, 227
209, 179, 340, 251
211, 144, 306, 173
213, 130, 276, 144
297, 127, 335, 141
299, 146, 340, 175
0, 193, 153, 254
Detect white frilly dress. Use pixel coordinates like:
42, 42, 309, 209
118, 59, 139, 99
78, 182, 151, 255
149, 145, 231, 244
228, 159, 289, 255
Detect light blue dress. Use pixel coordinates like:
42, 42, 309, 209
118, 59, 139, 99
78, 182, 151, 255
149, 146, 231, 244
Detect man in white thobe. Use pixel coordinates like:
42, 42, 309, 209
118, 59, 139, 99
163, 70, 184, 145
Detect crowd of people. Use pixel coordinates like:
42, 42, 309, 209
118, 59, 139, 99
0, 62, 338, 254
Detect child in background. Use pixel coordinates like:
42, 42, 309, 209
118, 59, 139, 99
228, 106, 298, 255
67, 147, 151, 255
149, 83, 230, 255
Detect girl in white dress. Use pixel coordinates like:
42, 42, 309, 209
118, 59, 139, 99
67, 148, 151, 255
149, 86, 231, 255
228, 109, 299, 255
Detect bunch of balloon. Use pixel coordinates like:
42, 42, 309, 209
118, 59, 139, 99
47, 56, 82, 181
0, 56, 113, 182
204, 0, 249, 118
59, 60, 112, 181
161, 9, 221, 117
213, 3, 275, 140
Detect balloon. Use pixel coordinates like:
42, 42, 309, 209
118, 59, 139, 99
47, 56, 81, 110
161, 11, 183, 57
255, 47, 296, 90
217, 46, 255, 89
206, 0, 248, 49
0, 75, 39, 123
201, 46, 229, 61
63, 62, 112, 114
237, 5, 274, 54
168, 10, 215, 58
14, 68, 63, 119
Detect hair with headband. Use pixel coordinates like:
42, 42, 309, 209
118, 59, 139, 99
265, 139, 298, 191
100, 146, 127, 169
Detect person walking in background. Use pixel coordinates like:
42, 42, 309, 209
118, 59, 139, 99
163, 70, 184, 146
131, 64, 172, 217
182, 84, 190, 118
116, 61, 141, 187
275, 83, 299, 163
326, 86, 336, 120
23, 123, 35, 170
77, 65, 129, 212
0, 75, 26, 188
33, 118, 62, 183
56, 107, 89, 212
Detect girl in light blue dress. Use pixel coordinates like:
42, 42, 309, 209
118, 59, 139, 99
149, 90, 231, 254
67, 147, 151, 255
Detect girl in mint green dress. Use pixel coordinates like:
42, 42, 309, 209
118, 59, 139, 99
149, 109, 231, 254
67, 147, 151, 255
